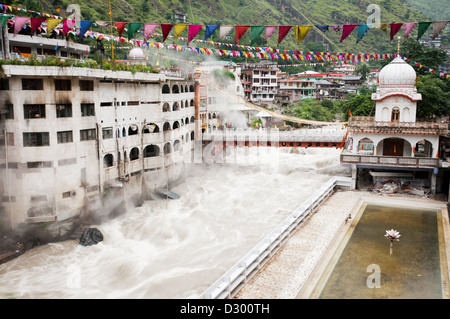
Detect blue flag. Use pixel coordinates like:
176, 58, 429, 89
205, 25, 219, 41
315, 25, 329, 32
79, 20, 94, 39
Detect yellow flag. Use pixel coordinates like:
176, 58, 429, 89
173, 24, 188, 41
298, 25, 312, 43
47, 18, 62, 34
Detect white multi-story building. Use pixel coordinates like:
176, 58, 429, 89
240, 63, 279, 104
0, 63, 197, 232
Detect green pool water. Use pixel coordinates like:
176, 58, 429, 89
318, 204, 448, 299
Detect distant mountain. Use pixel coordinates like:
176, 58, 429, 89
8, 0, 434, 54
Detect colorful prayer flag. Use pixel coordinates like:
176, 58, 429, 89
205, 25, 219, 41
13, 16, 30, 37
389, 23, 403, 41
278, 26, 291, 44
417, 22, 431, 40
188, 24, 203, 44
235, 25, 250, 44
340, 24, 357, 42
160, 23, 173, 42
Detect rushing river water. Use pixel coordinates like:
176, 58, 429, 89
0, 147, 347, 299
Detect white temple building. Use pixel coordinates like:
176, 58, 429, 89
341, 56, 448, 194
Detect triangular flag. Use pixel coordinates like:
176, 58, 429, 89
251, 25, 265, 45
356, 24, 371, 43
403, 22, 416, 40
173, 24, 188, 41
235, 25, 250, 44
144, 23, 158, 42
390, 23, 403, 41
0, 15, 9, 30
340, 24, 357, 42
160, 23, 173, 42
188, 24, 203, 44
377, 23, 389, 33
13, 16, 30, 37
127, 22, 143, 40
219, 25, 233, 41
417, 22, 432, 40
432, 21, 448, 40
79, 20, 93, 39
278, 26, 292, 44
205, 25, 219, 41
315, 25, 329, 32
62, 19, 75, 36
294, 25, 312, 43
30, 17, 45, 36
265, 25, 277, 43
114, 22, 128, 38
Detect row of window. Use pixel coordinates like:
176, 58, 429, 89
23, 129, 96, 146
162, 83, 195, 94
103, 135, 195, 167
22, 103, 93, 119
0, 79, 196, 95
7, 78, 94, 91
2, 101, 198, 120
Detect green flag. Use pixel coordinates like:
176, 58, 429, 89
251, 26, 265, 45
417, 22, 431, 40
0, 15, 9, 30
127, 22, 144, 40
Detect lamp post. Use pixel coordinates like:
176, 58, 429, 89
385, 229, 401, 255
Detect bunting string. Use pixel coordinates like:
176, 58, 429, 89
1, 3, 449, 47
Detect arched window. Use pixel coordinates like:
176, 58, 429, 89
143, 123, 159, 133
144, 145, 160, 157
173, 121, 180, 130
172, 85, 179, 94
190, 116, 195, 123
163, 122, 171, 131
173, 102, 180, 111
180, 85, 184, 93
185, 117, 190, 124
163, 142, 171, 155
391, 107, 400, 122
122, 127, 126, 137
162, 103, 170, 112
191, 131, 195, 141
189, 85, 194, 92
190, 99, 194, 107
162, 84, 170, 94
128, 125, 138, 136
173, 140, 181, 152
103, 154, 114, 167
130, 147, 139, 161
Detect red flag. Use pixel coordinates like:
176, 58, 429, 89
188, 24, 204, 44
340, 24, 357, 43
278, 26, 292, 45
235, 25, 250, 44
160, 23, 173, 42
114, 22, 128, 38
390, 23, 403, 41
30, 18, 45, 36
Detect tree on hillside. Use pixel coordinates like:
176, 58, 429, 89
356, 64, 370, 81
400, 38, 447, 72
342, 93, 375, 121
416, 75, 450, 118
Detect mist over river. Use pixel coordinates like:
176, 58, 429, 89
0, 147, 348, 299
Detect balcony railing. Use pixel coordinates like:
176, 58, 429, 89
348, 116, 448, 135
340, 153, 439, 168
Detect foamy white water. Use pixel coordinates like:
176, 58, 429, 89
0, 147, 348, 299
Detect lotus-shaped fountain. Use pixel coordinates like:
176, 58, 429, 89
385, 229, 401, 255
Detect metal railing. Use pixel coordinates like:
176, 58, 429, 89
199, 176, 352, 299
340, 153, 439, 168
